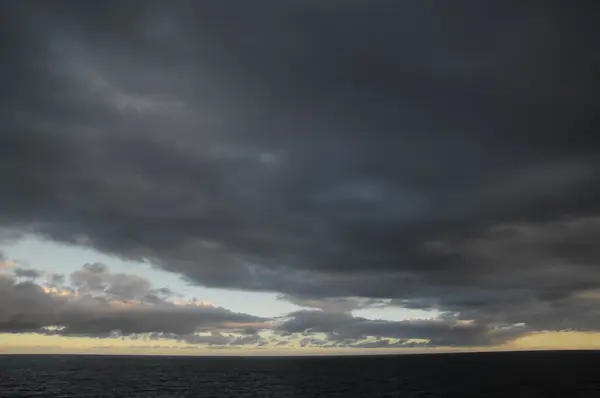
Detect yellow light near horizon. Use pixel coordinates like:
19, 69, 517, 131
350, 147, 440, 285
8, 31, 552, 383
2, 331, 599, 356
510, 331, 600, 350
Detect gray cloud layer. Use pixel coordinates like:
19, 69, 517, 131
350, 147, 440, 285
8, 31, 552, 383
0, 264, 266, 345
2, 263, 521, 348
1, 1, 600, 345
276, 310, 530, 348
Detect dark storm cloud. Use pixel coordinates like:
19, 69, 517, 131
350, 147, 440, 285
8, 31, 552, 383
1, 0, 600, 342
387, 217, 600, 331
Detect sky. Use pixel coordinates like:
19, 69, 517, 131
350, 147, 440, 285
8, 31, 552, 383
1, 0, 600, 355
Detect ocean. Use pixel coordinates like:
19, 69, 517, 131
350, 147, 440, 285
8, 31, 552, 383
1, 351, 599, 397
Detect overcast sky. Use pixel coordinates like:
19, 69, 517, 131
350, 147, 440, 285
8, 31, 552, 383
1, 0, 600, 355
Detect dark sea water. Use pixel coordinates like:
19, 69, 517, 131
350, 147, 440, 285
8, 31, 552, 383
1, 351, 599, 397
